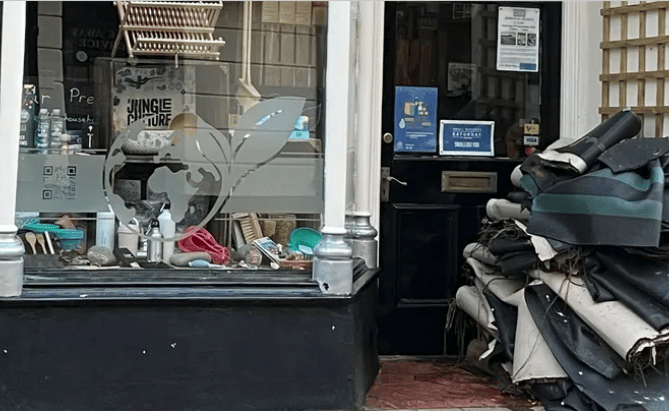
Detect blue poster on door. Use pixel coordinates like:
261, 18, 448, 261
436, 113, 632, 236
394, 86, 438, 153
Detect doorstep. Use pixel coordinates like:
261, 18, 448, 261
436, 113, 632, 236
364, 357, 543, 411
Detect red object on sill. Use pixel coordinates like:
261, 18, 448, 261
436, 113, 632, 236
178, 226, 230, 265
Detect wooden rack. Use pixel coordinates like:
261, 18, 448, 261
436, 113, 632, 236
111, 1, 226, 60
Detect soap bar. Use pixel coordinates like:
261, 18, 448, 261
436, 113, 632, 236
170, 252, 212, 267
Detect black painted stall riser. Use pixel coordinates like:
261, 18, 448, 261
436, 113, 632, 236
0, 281, 379, 411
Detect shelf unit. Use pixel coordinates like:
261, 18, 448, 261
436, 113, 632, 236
111, 1, 226, 60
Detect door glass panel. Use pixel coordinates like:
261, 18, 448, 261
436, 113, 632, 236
394, 2, 542, 158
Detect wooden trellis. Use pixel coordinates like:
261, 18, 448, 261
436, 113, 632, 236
600, 1, 669, 137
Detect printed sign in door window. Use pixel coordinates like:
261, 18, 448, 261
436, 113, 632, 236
496, 7, 540, 72
394, 86, 438, 153
439, 120, 495, 157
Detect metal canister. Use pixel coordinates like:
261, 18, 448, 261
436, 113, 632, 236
147, 220, 163, 263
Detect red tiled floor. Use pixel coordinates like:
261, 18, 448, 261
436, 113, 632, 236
364, 357, 538, 410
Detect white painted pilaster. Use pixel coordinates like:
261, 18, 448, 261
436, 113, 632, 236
353, 1, 374, 218
348, 1, 383, 269
561, 1, 603, 140
313, 1, 355, 294
0, 1, 27, 296
321, 1, 354, 234
0, 2, 27, 231
368, 2, 385, 242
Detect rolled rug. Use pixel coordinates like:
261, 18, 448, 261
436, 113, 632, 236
512, 281, 567, 383
527, 159, 664, 247
455, 285, 498, 339
530, 269, 669, 368
466, 257, 525, 303
537, 109, 642, 174
462, 258, 567, 382
462, 243, 498, 266
485, 198, 531, 222
526, 284, 669, 411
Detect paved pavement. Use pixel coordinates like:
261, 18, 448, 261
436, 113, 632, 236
364, 357, 541, 411
364, 408, 544, 411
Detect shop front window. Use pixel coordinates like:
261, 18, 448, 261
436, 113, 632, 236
17, 1, 328, 280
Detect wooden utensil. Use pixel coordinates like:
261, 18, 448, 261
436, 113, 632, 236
36, 233, 47, 254
25, 232, 37, 254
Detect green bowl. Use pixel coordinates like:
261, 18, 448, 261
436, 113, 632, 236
288, 228, 321, 255
53, 229, 85, 250
25, 222, 59, 233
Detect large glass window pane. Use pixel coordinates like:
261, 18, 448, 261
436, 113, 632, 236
17, 1, 327, 280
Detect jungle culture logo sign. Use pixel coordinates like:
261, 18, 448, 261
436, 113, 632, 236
126, 98, 172, 127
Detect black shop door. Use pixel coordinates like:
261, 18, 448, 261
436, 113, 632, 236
376, 2, 562, 355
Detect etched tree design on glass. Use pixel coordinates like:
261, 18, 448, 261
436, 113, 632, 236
103, 96, 307, 241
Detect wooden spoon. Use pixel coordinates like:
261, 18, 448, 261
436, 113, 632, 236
36, 234, 47, 254
25, 232, 37, 254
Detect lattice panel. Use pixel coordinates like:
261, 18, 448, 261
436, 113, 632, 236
600, 1, 669, 137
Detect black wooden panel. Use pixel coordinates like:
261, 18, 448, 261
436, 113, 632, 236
0, 281, 379, 411
393, 204, 460, 304
377, 306, 451, 355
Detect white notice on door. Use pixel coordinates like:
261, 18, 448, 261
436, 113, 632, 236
496, 7, 540, 72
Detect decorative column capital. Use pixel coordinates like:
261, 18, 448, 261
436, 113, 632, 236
347, 214, 378, 269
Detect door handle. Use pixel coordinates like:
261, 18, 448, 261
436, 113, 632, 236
385, 176, 408, 186
381, 167, 407, 202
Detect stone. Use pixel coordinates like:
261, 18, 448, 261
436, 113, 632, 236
87, 246, 117, 266
169, 252, 211, 267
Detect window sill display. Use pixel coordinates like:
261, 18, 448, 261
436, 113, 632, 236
19, 223, 318, 274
